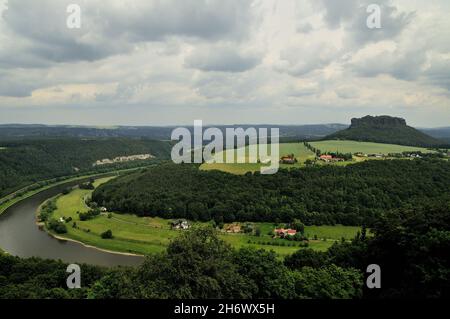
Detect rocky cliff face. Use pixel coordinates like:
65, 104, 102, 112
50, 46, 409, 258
350, 116, 407, 128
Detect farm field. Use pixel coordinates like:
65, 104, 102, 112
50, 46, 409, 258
310, 140, 434, 155
44, 177, 361, 257
200, 143, 315, 174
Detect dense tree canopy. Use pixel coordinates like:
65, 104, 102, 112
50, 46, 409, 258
0, 138, 171, 197
93, 160, 450, 226
285, 196, 450, 299
0, 228, 363, 299
2, 193, 449, 300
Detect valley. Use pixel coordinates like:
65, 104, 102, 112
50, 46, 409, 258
40, 177, 360, 257
1, 116, 449, 300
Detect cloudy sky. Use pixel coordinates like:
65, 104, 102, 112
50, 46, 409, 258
0, 0, 449, 127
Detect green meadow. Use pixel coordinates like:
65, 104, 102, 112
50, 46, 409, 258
45, 177, 361, 257
200, 143, 316, 175
310, 140, 434, 155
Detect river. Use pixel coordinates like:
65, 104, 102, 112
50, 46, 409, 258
0, 180, 143, 267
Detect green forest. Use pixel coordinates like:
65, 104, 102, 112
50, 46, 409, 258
92, 160, 450, 226
1, 196, 449, 299
0, 138, 171, 197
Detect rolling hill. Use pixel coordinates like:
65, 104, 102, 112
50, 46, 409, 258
325, 115, 444, 147
0, 124, 347, 141
0, 138, 172, 197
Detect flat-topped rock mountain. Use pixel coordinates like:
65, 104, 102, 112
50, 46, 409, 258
326, 115, 444, 147
351, 115, 406, 128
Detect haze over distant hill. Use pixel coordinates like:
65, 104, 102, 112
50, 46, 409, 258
0, 122, 449, 143
0, 124, 347, 141
325, 116, 445, 147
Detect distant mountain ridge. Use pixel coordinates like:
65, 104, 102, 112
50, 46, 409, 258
326, 115, 445, 147
0, 122, 449, 144
0, 124, 347, 141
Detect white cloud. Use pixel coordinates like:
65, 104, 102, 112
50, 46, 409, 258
0, 0, 449, 126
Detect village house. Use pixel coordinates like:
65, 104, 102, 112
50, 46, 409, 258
171, 219, 190, 230
225, 223, 242, 233
319, 154, 333, 162
274, 228, 297, 238
280, 154, 297, 164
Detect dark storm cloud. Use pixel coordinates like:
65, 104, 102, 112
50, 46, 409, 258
100, 0, 252, 42
2, 0, 253, 66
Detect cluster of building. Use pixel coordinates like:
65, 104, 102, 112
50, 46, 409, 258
318, 154, 345, 162
93, 154, 154, 166
366, 153, 384, 158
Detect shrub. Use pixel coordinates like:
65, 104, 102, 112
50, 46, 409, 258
79, 209, 101, 221
101, 230, 113, 239
47, 219, 67, 234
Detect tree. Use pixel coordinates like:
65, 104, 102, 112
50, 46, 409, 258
47, 219, 67, 234
134, 227, 251, 299
233, 248, 294, 299
292, 265, 363, 299
101, 230, 113, 239
284, 248, 328, 270
291, 219, 305, 234
88, 270, 136, 299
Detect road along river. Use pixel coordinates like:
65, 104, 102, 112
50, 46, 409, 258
0, 179, 143, 267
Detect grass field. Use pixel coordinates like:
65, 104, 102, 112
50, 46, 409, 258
199, 140, 434, 175
310, 140, 434, 155
200, 143, 316, 175
45, 177, 361, 257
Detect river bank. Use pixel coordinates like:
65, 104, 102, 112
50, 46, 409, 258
0, 174, 144, 267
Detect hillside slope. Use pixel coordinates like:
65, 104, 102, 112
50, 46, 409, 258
0, 138, 172, 197
326, 115, 443, 147
92, 161, 450, 226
